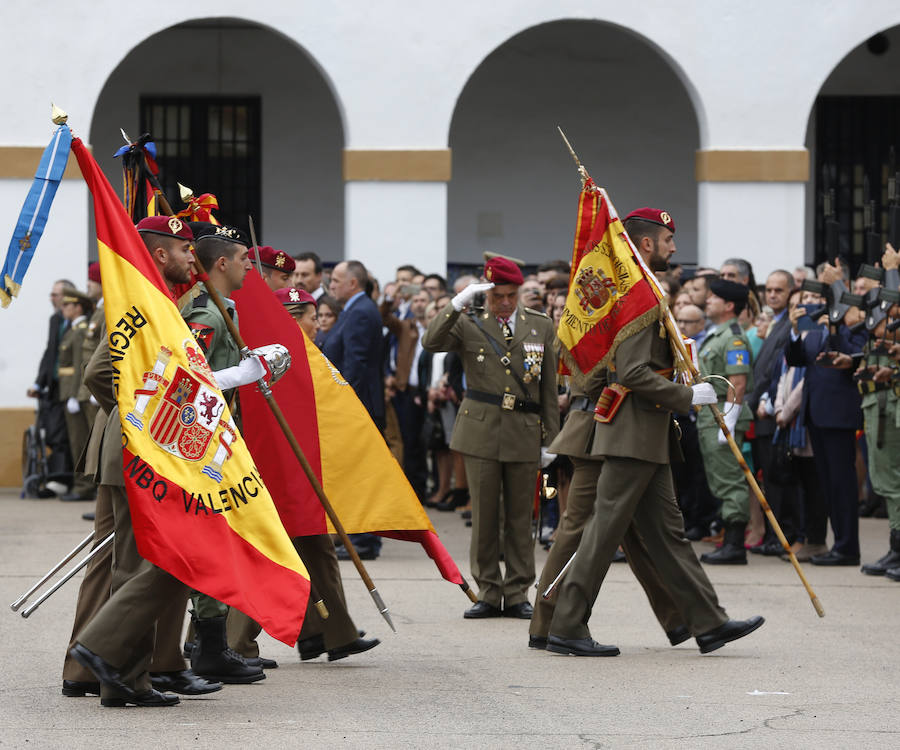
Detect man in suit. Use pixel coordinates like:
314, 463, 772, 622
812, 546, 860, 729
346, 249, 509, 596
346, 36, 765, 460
423, 255, 559, 619
785, 272, 866, 566
324, 260, 386, 559
747, 270, 797, 555
545, 207, 763, 656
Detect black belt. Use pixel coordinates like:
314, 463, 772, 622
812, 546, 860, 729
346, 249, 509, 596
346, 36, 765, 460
467, 389, 541, 414
569, 396, 596, 412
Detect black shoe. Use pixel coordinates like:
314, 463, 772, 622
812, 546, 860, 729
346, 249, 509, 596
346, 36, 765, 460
546, 634, 620, 657
327, 637, 380, 661
756, 541, 785, 557
62, 679, 100, 697
463, 601, 502, 619
528, 635, 547, 649
297, 630, 366, 661
861, 530, 900, 576
611, 548, 626, 563
244, 656, 278, 669
810, 549, 860, 566
684, 526, 707, 541
435, 489, 469, 512
460, 509, 472, 520
696, 616, 765, 654
61, 492, 95, 502
336, 544, 379, 561
666, 626, 691, 646
150, 670, 222, 695
69, 643, 134, 698
101, 688, 180, 707
81, 512, 95, 521
885, 565, 900, 582
700, 523, 747, 565
190, 615, 266, 684
503, 601, 534, 619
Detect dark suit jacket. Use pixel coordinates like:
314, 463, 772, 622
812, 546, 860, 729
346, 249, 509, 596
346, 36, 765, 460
784, 326, 864, 431
748, 312, 792, 437
35, 311, 65, 393
322, 294, 385, 422
379, 299, 420, 392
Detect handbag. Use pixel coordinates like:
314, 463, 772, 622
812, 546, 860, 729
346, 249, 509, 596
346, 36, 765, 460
768, 428, 794, 485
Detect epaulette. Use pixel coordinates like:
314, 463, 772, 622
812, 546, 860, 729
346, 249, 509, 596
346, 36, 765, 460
729, 322, 742, 335
193, 293, 210, 309
524, 307, 550, 318
75, 320, 88, 330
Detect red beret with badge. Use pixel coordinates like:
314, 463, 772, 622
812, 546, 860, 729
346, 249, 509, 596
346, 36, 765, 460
88, 261, 101, 284
135, 215, 194, 240
250, 246, 295, 273
483, 256, 524, 286
624, 207, 676, 233
274, 287, 316, 307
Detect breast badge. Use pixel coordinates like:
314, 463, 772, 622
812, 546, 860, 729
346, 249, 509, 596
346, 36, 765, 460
522, 342, 544, 383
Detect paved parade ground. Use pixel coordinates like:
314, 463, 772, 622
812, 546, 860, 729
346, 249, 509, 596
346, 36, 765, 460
0, 489, 897, 748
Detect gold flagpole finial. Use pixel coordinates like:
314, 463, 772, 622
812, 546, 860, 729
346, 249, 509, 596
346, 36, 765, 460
557, 126, 591, 189
50, 103, 68, 126
178, 183, 194, 203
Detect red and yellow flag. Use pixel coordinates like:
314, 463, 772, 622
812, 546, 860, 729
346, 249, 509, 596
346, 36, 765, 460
558, 181, 662, 378
233, 272, 464, 585
71, 138, 310, 646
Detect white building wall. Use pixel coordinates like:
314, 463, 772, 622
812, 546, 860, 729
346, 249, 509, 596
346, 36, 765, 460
3, 0, 900, 412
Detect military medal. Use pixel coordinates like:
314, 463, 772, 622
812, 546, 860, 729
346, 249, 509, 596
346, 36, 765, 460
522, 342, 544, 383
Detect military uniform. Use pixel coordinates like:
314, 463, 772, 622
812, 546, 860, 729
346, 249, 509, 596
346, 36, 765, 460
859, 338, 900, 578
76, 303, 105, 427
548, 322, 728, 643
58, 313, 96, 498
422, 299, 559, 610
696, 317, 753, 525
530, 378, 686, 642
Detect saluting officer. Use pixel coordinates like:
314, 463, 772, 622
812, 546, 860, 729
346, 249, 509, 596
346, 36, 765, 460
422, 256, 560, 620
696, 279, 755, 565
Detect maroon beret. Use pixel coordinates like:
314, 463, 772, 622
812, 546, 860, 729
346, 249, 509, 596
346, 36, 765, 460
88, 261, 101, 284
250, 246, 295, 273
484, 256, 524, 286
274, 287, 316, 306
624, 207, 675, 233
136, 215, 194, 240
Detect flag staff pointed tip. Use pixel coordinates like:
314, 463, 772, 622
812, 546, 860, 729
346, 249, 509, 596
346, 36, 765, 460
556, 126, 591, 187
50, 103, 68, 125
178, 183, 194, 203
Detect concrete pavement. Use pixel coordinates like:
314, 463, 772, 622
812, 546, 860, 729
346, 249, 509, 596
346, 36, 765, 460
0, 489, 898, 748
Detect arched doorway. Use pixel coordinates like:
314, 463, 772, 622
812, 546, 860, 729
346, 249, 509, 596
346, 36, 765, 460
805, 25, 900, 269
448, 20, 701, 274
89, 17, 345, 259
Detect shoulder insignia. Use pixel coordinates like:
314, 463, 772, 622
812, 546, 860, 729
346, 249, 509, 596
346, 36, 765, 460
193, 293, 210, 309
732, 339, 745, 347
188, 322, 215, 353
729, 322, 742, 335
524, 307, 550, 318
726, 349, 750, 366
75, 321, 88, 329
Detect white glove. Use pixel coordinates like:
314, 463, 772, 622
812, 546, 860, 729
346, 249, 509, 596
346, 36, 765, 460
540, 447, 557, 468
66, 397, 80, 414
250, 344, 291, 385
717, 401, 742, 445
690, 383, 717, 406
451, 281, 495, 311
214, 356, 266, 391
89, 395, 99, 407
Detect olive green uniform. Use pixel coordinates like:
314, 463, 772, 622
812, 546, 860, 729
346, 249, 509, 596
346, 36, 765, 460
423, 302, 560, 608
57, 316, 95, 498
697, 318, 753, 524
549, 323, 728, 641
859, 341, 900, 532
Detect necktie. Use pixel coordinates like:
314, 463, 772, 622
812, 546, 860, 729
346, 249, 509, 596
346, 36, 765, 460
499, 317, 513, 343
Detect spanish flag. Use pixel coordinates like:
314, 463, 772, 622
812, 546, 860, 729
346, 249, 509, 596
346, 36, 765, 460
233, 272, 464, 586
558, 181, 662, 379
71, 138, 310, 646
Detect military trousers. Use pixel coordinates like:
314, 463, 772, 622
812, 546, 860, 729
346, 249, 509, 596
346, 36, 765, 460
294, 535, 358, 650
697, 426, 749, 524
863, 398, 900, 531
63, 405, 95, 497
549, 456, 728, 641
531, 457, 684, 639
464, 455, 537, 607
77, 485, 188, 696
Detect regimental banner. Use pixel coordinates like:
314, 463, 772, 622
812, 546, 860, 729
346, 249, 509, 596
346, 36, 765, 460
557, 181, 662, 379
71, 137, 310, 646
233, 272, 464, 585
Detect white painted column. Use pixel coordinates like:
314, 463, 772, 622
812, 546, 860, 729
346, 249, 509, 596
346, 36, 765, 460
697, 182, 807, 275
344, 181, 448, 287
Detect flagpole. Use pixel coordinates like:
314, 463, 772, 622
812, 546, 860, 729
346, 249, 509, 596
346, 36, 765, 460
556, 131, 824, 618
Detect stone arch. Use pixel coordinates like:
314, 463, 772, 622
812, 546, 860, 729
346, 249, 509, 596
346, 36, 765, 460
89, 16, 346, 259
447, 19, 704, 272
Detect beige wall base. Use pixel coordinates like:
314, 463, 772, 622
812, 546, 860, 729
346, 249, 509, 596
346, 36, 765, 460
0, 146, 84, 179
343, 149, 452, 181
0, 408, 40, 488
695, 149, 809, 182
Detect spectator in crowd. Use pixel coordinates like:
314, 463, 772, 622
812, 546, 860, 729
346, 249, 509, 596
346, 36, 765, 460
314, 295, 341, 349
422, 274, 448, 298
292, 251, 327, 300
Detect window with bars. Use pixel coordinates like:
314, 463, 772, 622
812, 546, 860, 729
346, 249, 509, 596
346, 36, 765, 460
140, 96, 262, 233
814, 96, 900, 271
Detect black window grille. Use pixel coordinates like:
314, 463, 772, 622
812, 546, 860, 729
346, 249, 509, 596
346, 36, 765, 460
814, 96, 900, 271
140, 96, 261, 233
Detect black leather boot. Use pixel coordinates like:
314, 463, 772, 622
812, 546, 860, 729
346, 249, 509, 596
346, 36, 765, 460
861, 529, 900, 576
190, 615, 265, 684
700, 522, 747, 565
